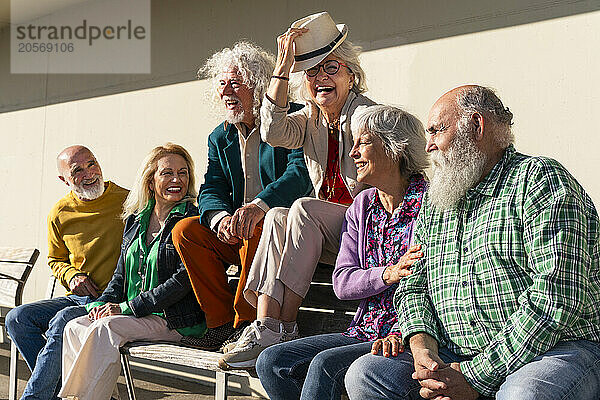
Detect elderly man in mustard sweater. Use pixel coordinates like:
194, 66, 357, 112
6, 145, 128, 400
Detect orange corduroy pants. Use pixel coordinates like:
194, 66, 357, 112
171, 216, 261, 328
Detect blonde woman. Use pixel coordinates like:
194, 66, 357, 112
59, 143, 204, 400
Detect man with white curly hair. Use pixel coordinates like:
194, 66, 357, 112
345, 85, 600, 400
171, 42, 311, 351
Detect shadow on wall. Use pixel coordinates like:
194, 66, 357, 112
1, 0, 598, 113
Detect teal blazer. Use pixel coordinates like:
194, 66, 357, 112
198, 103, 312, 225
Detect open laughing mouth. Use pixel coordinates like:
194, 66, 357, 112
315, 86, 334, 94
355, 161, 367, 172
166, 186, 182, 194
82, 177, 99, 187
223, 97, 241, 110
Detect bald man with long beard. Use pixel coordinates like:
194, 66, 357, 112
6, 145, 128, 400
344, 86, 600, 400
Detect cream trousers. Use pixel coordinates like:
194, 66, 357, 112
59, 314, 181, 400
244, 197, 348, 306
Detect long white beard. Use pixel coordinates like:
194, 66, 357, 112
225, 108, 246, 125
71, 177, 105, 201
428, 128, 487, 210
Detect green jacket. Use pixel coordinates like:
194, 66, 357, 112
198, 103, 312, 225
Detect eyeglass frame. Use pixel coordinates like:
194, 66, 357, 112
304, 60, 352, 77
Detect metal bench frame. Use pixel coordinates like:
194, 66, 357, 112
0, 247, 40, 400
118, 264, 357, 399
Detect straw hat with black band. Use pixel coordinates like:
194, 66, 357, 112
290, 12, 348, 72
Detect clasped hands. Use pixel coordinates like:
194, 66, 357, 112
68, 274, 99, 297
87, 302, 122, 321
217, 203, 265, 244
411, 348, 479, 400
371, 332, 480, 400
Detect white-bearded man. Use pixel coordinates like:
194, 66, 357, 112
5, 145, 128, 400
345, 85, 600, 400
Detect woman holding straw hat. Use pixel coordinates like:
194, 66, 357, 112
219, 11, 378, 370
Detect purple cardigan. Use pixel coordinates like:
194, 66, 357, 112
332, 187, 416, 328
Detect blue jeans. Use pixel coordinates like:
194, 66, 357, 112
5, 295, 90, 400
256, 333, 373, 400
345, 340, 600, 400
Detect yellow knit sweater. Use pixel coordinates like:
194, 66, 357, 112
47, 181, 129, 294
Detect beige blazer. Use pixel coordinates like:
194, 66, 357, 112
260, 91, 376, 198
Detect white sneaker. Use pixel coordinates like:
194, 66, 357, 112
218, 320, 283, 369
221, 341, 237, 354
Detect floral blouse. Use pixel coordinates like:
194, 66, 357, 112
344, 174, 427, 341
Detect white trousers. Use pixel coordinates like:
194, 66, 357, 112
244, 197, 348, 306
59, 314, 182, 400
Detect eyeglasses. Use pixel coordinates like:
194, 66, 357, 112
305, 60, 350, 77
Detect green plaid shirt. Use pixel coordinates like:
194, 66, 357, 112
395, 145, 600, 396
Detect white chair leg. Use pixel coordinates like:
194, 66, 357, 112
215, 370, 228, 400
120, 353, 137, 400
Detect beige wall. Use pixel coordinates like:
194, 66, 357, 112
1, 80, 220, 300
4, 0, 596, 113
1, 7, 599, 303
360, 10, 600, 204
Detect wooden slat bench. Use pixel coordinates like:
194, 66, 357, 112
0, 247, 40, 400
119, 264, 358, 399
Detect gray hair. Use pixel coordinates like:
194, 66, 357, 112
351, 105, 429, 176
456, 86, 514, 148
292, 39, 368, 102
198, 41, 275, 119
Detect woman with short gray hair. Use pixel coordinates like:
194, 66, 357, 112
351, 104, 430, 176
255, 104, 428, 400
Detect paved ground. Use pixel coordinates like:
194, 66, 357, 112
0, 343, 260, 400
